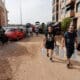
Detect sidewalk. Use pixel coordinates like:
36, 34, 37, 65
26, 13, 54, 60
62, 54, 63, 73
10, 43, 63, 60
56, 39, 80, 62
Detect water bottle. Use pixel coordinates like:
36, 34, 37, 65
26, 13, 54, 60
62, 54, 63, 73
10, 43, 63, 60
41, 48, 46, 56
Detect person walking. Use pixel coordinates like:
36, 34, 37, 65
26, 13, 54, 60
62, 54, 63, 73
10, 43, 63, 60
43, 26, 56, 62
0, 25, 5, 45
35, 27, 39, 36
29, 27, 33, 36
62, 25, 78, 69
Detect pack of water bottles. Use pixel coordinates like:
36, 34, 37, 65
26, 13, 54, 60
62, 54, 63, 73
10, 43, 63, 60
54, 45, 59, 56
59, 47, 66, 58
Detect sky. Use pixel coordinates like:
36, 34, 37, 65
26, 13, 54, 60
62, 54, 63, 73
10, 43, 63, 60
5, 0, 52, 24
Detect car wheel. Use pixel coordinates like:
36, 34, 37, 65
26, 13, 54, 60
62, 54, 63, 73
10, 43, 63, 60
16, 37, 19, 41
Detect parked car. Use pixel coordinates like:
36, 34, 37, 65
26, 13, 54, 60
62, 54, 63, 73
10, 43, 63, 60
5, 28, 25, 41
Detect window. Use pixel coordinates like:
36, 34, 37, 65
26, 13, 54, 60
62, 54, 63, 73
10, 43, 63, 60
62, 0, 65, 2
52, 15, 56, 21
53, 0, 55, 4
57, 0, 59, 2
61, 7, 65, 15
53, 7, 55, 12
76, 2, 80, 12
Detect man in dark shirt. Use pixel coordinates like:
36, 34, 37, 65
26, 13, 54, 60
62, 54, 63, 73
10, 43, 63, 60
43, 26, 56, 62
62, 25, 78, 68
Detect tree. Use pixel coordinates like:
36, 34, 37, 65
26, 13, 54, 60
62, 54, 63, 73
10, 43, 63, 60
61, 17, 72, 32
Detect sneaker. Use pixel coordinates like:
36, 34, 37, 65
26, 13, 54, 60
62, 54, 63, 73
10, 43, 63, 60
50, 57, 54, 62
67, 63, 73, 69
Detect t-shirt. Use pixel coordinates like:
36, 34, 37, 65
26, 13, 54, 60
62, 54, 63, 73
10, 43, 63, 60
64, 31, 77, 47
45, 32, 55, 43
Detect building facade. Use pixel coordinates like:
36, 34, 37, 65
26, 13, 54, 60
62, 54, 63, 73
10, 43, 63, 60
52, 0, 80, 29
76, 0, 80, 29
0, 0, 8, 26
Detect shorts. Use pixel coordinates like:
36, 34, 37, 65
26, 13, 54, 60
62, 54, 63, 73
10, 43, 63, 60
45, 41, 54, 50
66, 46, 74, 59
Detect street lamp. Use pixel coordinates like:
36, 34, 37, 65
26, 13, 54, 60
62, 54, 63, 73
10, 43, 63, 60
20, 0, 22, 25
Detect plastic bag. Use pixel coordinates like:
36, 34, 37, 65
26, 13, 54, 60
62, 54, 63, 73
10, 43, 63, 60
71, 49, 78, 60
77, 43, 80, 51
41, 48, 46, 56
59, 47, 65, 58
54, 45, 59, 55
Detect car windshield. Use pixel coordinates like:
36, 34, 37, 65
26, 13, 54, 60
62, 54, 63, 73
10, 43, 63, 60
5, 28, 17, 32
10, 29, 16, 31
18, 29, 23, 32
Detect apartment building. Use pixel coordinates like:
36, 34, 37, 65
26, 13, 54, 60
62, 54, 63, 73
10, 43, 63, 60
76, 0, 80, 29
52, 0, 80, 29
0, 0, 8, 26
52, 0, 59, 22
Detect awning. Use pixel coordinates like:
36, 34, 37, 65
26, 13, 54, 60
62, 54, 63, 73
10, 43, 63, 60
71, 17, 78, 20
53, 22, 61, 27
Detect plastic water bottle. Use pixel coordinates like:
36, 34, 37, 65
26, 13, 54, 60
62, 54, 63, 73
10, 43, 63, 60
72, 48, 78, 60
41, 48, 46, 56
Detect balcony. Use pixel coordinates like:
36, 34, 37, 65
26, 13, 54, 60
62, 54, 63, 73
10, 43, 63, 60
66, 0, 75, 6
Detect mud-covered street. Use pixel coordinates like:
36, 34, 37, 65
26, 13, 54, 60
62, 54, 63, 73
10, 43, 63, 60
0, 35, 80, 80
